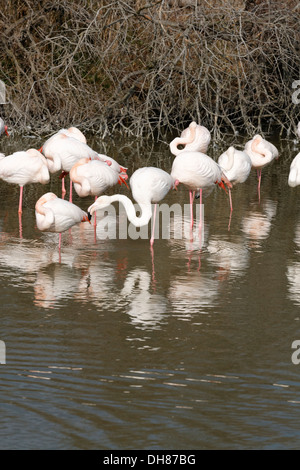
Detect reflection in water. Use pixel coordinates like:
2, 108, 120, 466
168, 272, 219, 317
34, 263, 82, 308
120, 268, 168, 330
1, 133, 300, 450
287, 219, 300, 306
286, 262, 300, 307
241, 199, 277, 248
168, 211, 209, 253
207, 236, 249, 280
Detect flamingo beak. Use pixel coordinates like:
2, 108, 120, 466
82, 214, 91, 224
38, 146, 43, 153
118, 175, 129, 188
4, 126, 9, 137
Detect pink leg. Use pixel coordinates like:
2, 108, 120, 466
257, 169, 262, 202
189, 190, 194, 228
198, 189, 203, 247
150, 203, 157, 246
62, 178, 66, 198
18, 186, 23, 214
229, 189, 233, 212
19, 212, 23, 239
94, 196, 97, 226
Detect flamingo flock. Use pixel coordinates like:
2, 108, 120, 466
1, 116, 300, 254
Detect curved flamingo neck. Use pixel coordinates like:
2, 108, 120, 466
109, 194, 153, 227
170, 122, 197, 156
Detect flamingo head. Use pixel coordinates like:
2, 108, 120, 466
118, 174, 129, 188
87, 195, 112, 218
216, 174, 232, 194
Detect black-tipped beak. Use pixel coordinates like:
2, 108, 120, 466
88, 212, 92, 221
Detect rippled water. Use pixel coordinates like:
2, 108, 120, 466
1, 131, 300, 450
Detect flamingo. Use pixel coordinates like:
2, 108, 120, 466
170, 121, 211, 156
244, 134, 279, 200
0, 118, 9, 137
69, 157, 124, 198
96, 153, 128, 186
217, 146, 252, 211
297, 122, 300, 139
87, 167, 176, 246
171, 151, 232, 230
40, 133, 101, 200
35, 192, 91, 252
0, 149, 50, 214
288, 152, 300, 187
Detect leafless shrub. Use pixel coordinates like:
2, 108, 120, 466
0, 0, 299, 140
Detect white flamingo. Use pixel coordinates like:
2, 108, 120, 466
170, 121, 211, 156
69, 157, 123, 197
87, 167, 176, 246
244, 134, 278, 200
171, 150, 231, 229
96, 153, 128, 186
218, 146, 252, 211
0, 149, 50, 213
288, 152, 300, 187
35, 192, 90, 251
40, 132, 102, 200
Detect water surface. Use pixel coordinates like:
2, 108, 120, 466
1, 131, 300, 450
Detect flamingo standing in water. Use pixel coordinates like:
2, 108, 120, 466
87, 167, 176, 246
171, 150, 232, 231
218, 146, 252, 212
0, 149, 50, 214
40, 133, 101, 200
244, 135, 278, 201
70, 158, 127, 198
35, 192, 90, 252
0, 118, 9, 137
170, 121, 211, 156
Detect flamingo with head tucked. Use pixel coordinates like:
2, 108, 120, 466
35, 192, 90, 252
218, 146, 252, 212
70, 157, 125, 198
171, 150, 231, 231
244, 135, 278, 200
170, 122, 231, 230
40, 133, 104, 200
170, 121, 211, 156
87, 167, 176, 246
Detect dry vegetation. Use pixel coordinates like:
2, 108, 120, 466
0, 0, 299, 139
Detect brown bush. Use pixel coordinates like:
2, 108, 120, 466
0, 0, 299, 139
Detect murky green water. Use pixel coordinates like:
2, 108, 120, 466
1, 130, 300, 450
